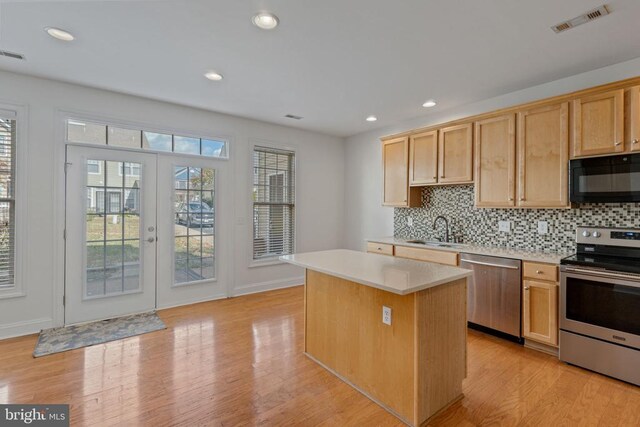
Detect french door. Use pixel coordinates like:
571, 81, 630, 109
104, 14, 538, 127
65, 145, 157, 324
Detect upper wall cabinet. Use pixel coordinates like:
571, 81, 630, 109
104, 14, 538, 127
474, 114, 516, 207
625, 86, 640, 152
409, 130, 438, 185
382, 136, 421, 207
572, 89, 624, 158
517, 102, 569, 208
438, 123, 473, 184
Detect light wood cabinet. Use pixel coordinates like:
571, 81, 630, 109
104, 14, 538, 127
625, 86, 640, 152
572, 89, 625, 158
523, 261, 558, 282
523, 279, 558, 347
394, 246, 459, 266
474, 114, 516, 207
438, 123, 473, 184
409, 130, 438, 185
517, 102, 569, 208
382, 136, 421, 207
366, 242, 394, 256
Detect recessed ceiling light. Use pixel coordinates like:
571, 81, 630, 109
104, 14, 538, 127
422, 99, 437, 108
252, 12, 279, 30
45, 27, 74, 41
204, 71, 223, 81
366, 116, 377, 122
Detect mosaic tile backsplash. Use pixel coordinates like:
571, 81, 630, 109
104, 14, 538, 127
394, 185, 640, 253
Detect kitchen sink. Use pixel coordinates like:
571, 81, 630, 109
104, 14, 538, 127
404, 239, 466, 248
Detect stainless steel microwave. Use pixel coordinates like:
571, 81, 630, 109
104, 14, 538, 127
569, 153, 640, 203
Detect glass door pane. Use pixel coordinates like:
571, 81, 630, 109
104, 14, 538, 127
173, 166, 215, 285
85, 160, 142, 298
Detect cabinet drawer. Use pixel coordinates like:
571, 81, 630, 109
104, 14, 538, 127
523, 262, 558, 282
366, 242, 394, 256
394, 246, 458, 266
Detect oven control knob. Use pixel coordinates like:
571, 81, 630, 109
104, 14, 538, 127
582, 230, 591, 238
592, 231, 601, 238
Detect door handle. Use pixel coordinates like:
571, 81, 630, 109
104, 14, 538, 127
461, 259, 519, 270
147, 237, 156, 243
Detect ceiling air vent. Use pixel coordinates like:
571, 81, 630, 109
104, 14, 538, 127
284, 114, 303, 120
0, 50, 25, 60
552, 5, 609, 33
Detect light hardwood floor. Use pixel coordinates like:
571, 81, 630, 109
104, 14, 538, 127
0, 286, 639, 426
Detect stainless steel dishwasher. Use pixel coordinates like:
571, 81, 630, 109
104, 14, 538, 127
459, 253, 522, 339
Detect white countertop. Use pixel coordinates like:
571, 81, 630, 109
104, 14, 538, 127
367, 237, 570, 264
280, 249, 471, 295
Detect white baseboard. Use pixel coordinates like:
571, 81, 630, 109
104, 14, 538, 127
0, 278, 303, 340
156, 293, 227, 310
0, 317, 53, 341
232, 276, 304, 297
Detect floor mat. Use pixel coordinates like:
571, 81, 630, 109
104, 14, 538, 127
33, 311, 166, 357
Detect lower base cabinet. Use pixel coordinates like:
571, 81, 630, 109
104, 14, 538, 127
523, 279, 558, 347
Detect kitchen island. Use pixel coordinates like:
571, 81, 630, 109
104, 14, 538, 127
280, 249, 472, 426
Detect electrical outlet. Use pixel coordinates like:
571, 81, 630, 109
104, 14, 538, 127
538, 221, 549, 235
382, 306, 392, 325
407, 217, 413, 227
498, 220, 511, 233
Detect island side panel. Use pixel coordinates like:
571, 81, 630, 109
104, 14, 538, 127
305, 269, 416, 423
414, 278, 467, 425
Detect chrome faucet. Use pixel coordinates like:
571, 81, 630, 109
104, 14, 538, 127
432, 215, 450, 243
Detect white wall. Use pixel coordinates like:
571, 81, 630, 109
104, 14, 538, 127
0, 70, 345, 339
344, 56, 640, 251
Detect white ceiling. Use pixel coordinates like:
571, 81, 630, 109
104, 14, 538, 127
1, 0, 640, 137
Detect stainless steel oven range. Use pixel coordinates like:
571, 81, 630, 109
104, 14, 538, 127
560, 227, 640, 386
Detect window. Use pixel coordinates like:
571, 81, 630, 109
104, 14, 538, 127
65, 119, 229, 159
253, 146, 295, 260
85, 160, 142, 297
0, 116, 16, 288
87, 160, 101, 175
174, 167, 215, 284
119, 163, 140, 177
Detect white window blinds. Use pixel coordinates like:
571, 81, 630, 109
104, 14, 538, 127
253, 146, 295, 259
0, 116, 15, 288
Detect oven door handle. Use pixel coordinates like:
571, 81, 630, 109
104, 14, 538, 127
563, 267, 640, 286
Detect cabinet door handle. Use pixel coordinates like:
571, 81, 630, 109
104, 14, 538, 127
524, 286, 530, 290
520, 197, 525, 201
615, 141, 623, 146
509, 197, 514, 201
432, 176, 437, 180
536, 270, 543, 274
633, 139, 639, 145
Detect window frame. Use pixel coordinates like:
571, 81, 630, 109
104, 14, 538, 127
0, 105, 27, 299
118, 162, 141, 177
250, 143, 297, 266
87, 159, 102, 175
63, 114, 231, 161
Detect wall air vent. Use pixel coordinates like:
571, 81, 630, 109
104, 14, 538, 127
552, 5, 609, 33
0, 50, 25, 60
284, 114, 303, 120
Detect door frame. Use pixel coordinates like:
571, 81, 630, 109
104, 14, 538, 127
155, 154, 231, 309
53, 110, 233, 327
64, 145, 158, 325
